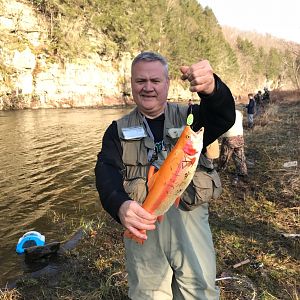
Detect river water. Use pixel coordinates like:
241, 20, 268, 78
0, 107, 131, 287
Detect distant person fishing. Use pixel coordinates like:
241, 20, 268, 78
246, 93, 255, 129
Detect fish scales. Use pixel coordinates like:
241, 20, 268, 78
152, 157, 197, 216
124, 125, 204, 244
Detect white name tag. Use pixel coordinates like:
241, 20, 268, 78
168, 127, 185, 138
121, 126, 147, 140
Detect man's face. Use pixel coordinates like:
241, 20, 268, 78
131, 60, 170, 118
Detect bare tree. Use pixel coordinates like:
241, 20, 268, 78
283, 43, 300, 90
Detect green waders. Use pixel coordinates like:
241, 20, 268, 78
124, 203, 219, 300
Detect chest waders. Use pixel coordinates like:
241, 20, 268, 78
117, 103, 220, 300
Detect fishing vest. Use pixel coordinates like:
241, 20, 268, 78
116, 102, 222, 210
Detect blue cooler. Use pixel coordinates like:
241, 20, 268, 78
16, 231, 45, 254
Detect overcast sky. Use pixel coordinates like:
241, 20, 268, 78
198, 0, 300, 44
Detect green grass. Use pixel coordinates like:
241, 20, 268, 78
0, 91, 299, 299
213, 95, 299, 299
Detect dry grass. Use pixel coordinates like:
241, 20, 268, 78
213, 93, 299, 299
0, 288, 21, 300
0, 91, 299, 299
270, 89, 300, 104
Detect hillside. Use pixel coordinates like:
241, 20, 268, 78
222, 26, 300, 97
0, 0, 299, 110
222, 26, 299, 52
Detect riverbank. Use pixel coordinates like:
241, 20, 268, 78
1, 91, 299, 299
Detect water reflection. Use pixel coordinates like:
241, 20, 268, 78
0, 107, 130, 286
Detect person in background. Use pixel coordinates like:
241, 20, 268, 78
218, 109, 248, 184
246, 93, 255, 128
254, 90, 262, 115
262, 87, 270, 105
95, 51, 235, 299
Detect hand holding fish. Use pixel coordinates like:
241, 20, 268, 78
118, 200, 157, 241
124, 126, 204, 244
180, 60, 215, 95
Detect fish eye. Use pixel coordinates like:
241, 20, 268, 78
186, 135, 190, 139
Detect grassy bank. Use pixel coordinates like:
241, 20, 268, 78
1, 91, 299, 300
212, 92, 299, 299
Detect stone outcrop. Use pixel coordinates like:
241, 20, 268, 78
0, 0, 193, 110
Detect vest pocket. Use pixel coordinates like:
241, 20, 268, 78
123, 178, 147, 205
122, 138, 153, 166
210, 169, 223, 199
180, 168, 222, 210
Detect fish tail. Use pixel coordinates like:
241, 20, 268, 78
147, 165, 156, 181
124, 229, 146, 245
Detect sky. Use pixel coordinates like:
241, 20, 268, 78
198, 0, 300, 44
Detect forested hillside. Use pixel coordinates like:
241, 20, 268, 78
28, 0, 236, 76
29, 0, 299, 86
0, 0, 300, 109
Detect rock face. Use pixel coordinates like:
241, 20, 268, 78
0, 0, 193, 110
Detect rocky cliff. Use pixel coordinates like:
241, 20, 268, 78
0, 0, 193, 110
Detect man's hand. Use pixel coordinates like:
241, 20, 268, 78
118, 200, 157, 241
180, 60, 215, 95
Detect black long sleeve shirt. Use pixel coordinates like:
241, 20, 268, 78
95, 75, 235, 222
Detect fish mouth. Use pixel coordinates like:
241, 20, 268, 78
183, 127, 204, 155
195, 127, 204, 135
189, 127, 204, 140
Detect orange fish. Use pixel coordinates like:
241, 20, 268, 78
124, 125, 204, 244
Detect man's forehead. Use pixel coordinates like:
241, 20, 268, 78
132, 61, 167, 78
133, 60, 163, 69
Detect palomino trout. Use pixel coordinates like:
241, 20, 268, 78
124, 125, 204, 244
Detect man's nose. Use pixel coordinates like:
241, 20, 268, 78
143, 81, 154, 91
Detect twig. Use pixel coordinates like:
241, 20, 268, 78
233, 259, 251, 269
281, 233, 300, 238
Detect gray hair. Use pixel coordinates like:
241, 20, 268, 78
131, 51, 169, 77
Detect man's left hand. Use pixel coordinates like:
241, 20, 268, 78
180, 60, 215, 95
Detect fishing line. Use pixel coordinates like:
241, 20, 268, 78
215, 275, 257, 300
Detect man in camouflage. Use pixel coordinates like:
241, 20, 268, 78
218, 110, 248, 183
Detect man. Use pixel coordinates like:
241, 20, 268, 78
95, 51, 235, 299
218, 109, 248, 185
254, 90, 262, 115
262, 87, 270, 104
246, 93, 255, 128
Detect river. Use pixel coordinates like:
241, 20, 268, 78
0, 107, 131, 287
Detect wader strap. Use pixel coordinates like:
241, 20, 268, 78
142, 116, 155, 162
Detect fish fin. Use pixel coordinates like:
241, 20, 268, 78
182, 157, 196, 168
147, 167, 159, 191
190, 157, 196, 165
147, 165, 156, 181
174, 197, 180, 208
157, 215, 164, 223
124, 229, 146, 245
